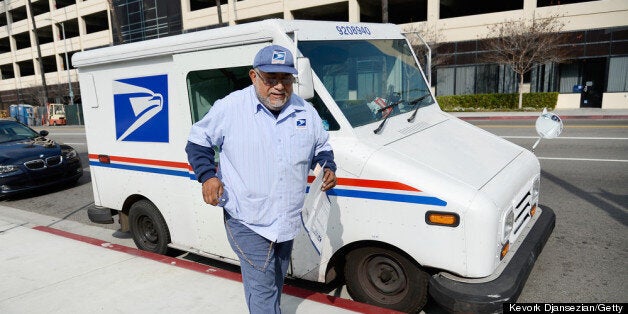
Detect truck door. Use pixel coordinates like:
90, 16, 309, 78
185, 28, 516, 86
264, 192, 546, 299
174, 43, 269, 260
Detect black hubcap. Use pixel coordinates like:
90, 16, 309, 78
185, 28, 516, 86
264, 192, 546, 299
361, 254, 408, 303
138, 216, 158, 244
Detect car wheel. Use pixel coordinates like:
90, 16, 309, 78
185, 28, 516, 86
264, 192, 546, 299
344, 246, 428, 313
129, 199, 171, 254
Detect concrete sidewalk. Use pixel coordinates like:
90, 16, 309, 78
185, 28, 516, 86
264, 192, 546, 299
0, 208, 398, 314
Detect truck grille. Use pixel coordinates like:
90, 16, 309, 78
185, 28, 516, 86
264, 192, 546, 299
24, 156, 62, 170
511, 190, 533, 241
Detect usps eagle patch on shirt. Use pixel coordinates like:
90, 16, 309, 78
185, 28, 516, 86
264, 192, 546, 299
272, 50, 286, 64
296, 118, 307, 129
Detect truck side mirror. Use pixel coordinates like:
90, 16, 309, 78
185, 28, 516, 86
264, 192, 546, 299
532, 108, 563, 152
296, 57, 314, 100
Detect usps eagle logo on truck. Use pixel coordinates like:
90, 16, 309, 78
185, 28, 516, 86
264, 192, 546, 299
113, 74, 168, 142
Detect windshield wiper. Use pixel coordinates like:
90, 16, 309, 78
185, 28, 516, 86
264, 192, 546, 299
373, 99, 403, 134
406, 94, 433, 122
372, 94, 434, 134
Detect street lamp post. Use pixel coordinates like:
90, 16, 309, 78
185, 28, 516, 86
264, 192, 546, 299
48, 19, 79, 125
57, 22, 80, 125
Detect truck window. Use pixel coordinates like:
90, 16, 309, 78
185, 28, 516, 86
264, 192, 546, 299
309, 92, 340, 131
299, 39, 432, 128
187, 65, 340, 131
186, 66, 251, 123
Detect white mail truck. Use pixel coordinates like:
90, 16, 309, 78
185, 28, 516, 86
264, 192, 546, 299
75, 19, 556, 313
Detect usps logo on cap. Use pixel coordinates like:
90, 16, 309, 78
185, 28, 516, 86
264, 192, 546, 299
113, 74, 169, 142
296, 118, 307, 129
272, 50, 286, 64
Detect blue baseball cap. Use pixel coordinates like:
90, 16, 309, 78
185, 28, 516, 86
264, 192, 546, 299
253, 45, 298, 74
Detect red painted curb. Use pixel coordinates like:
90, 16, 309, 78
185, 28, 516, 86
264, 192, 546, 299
32, 225, 402, 314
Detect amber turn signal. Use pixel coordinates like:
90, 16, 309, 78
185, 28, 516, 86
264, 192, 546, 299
501, 241, 510, 260
425, 211, 460, 227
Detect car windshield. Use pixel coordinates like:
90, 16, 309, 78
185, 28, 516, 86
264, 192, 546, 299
0, 122, 40, 143
299, 39, 432, 128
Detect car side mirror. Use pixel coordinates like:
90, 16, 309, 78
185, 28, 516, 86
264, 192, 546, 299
39, 130, 49, 137
532, 108, 563, 152
296, 57, 314, 100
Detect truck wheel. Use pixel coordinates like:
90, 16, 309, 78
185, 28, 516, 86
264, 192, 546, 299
345, 246, 428, 312
129, 200, 171, 255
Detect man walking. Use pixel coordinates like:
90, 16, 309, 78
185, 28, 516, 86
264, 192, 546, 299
186, 44, 337, 313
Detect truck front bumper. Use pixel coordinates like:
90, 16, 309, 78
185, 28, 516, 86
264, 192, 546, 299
429, 205, 556, 313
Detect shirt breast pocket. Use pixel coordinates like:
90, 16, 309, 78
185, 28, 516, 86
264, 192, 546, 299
290, 131, 314, 167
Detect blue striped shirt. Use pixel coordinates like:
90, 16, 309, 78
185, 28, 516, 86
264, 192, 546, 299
187, 85, 335, 242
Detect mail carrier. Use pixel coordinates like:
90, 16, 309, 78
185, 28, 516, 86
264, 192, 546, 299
75, 19, 555, 313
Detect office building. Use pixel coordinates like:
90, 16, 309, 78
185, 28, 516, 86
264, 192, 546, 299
1, 0, 626, 110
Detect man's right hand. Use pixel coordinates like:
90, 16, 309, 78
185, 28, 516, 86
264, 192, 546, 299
202, 177, 224, 206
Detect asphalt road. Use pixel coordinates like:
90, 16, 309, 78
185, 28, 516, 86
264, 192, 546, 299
5, 119, 628, 308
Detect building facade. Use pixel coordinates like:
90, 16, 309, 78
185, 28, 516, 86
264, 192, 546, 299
0, 0, 110, 106
1, 0, 626, 111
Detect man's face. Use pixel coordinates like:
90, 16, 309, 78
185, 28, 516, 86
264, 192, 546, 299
250, 69, 295, 110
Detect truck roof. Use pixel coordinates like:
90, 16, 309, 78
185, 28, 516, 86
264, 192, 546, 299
72, 19, 403, 68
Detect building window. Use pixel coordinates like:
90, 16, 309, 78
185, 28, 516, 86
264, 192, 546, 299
13, 32, 31, 50
454, 66, 475, 95
537, 0, 601, 7
436, 67, 454, 96
607, 56, 628, 92
440, 0, 523, 19
292, 2, 349, 22
0, 36, 10, 53
84, 11, 109, 34
55, 0, 75, 10
31, 0, 51, 15
1, 64, 15, 79
497, 65, 518, 94
531, 62, 559, 93
0, 12, 7, 27
17, 60, 35, 77
114, 0, 182, 44
190, 0, 212, 11
476, 64, 499, 94
436, 64, 505, 96
558, 63, 580, 93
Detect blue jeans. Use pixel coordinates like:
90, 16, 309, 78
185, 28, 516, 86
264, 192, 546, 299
224, 211, 293, 314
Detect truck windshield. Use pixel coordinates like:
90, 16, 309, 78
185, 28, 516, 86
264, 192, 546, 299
299, 39, 432, 128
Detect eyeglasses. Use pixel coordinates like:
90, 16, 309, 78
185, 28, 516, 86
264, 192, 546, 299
254, 70, 295, 86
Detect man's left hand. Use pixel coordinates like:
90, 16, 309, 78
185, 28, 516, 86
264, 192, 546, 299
321, 168, 337, 191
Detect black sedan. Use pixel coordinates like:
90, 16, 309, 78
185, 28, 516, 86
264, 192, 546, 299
0, 120, 83, 197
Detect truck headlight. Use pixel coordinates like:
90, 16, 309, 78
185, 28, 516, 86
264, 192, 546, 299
532, 176, 540, 198
0, 165, 20, 174
502, 209, 514, 243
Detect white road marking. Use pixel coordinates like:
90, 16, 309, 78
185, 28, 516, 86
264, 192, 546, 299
538, 157, 628, 163
502, 136, 628, 140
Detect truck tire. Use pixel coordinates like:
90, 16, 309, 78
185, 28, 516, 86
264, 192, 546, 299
129, 200, 171, 255
344, 246, 428, 313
